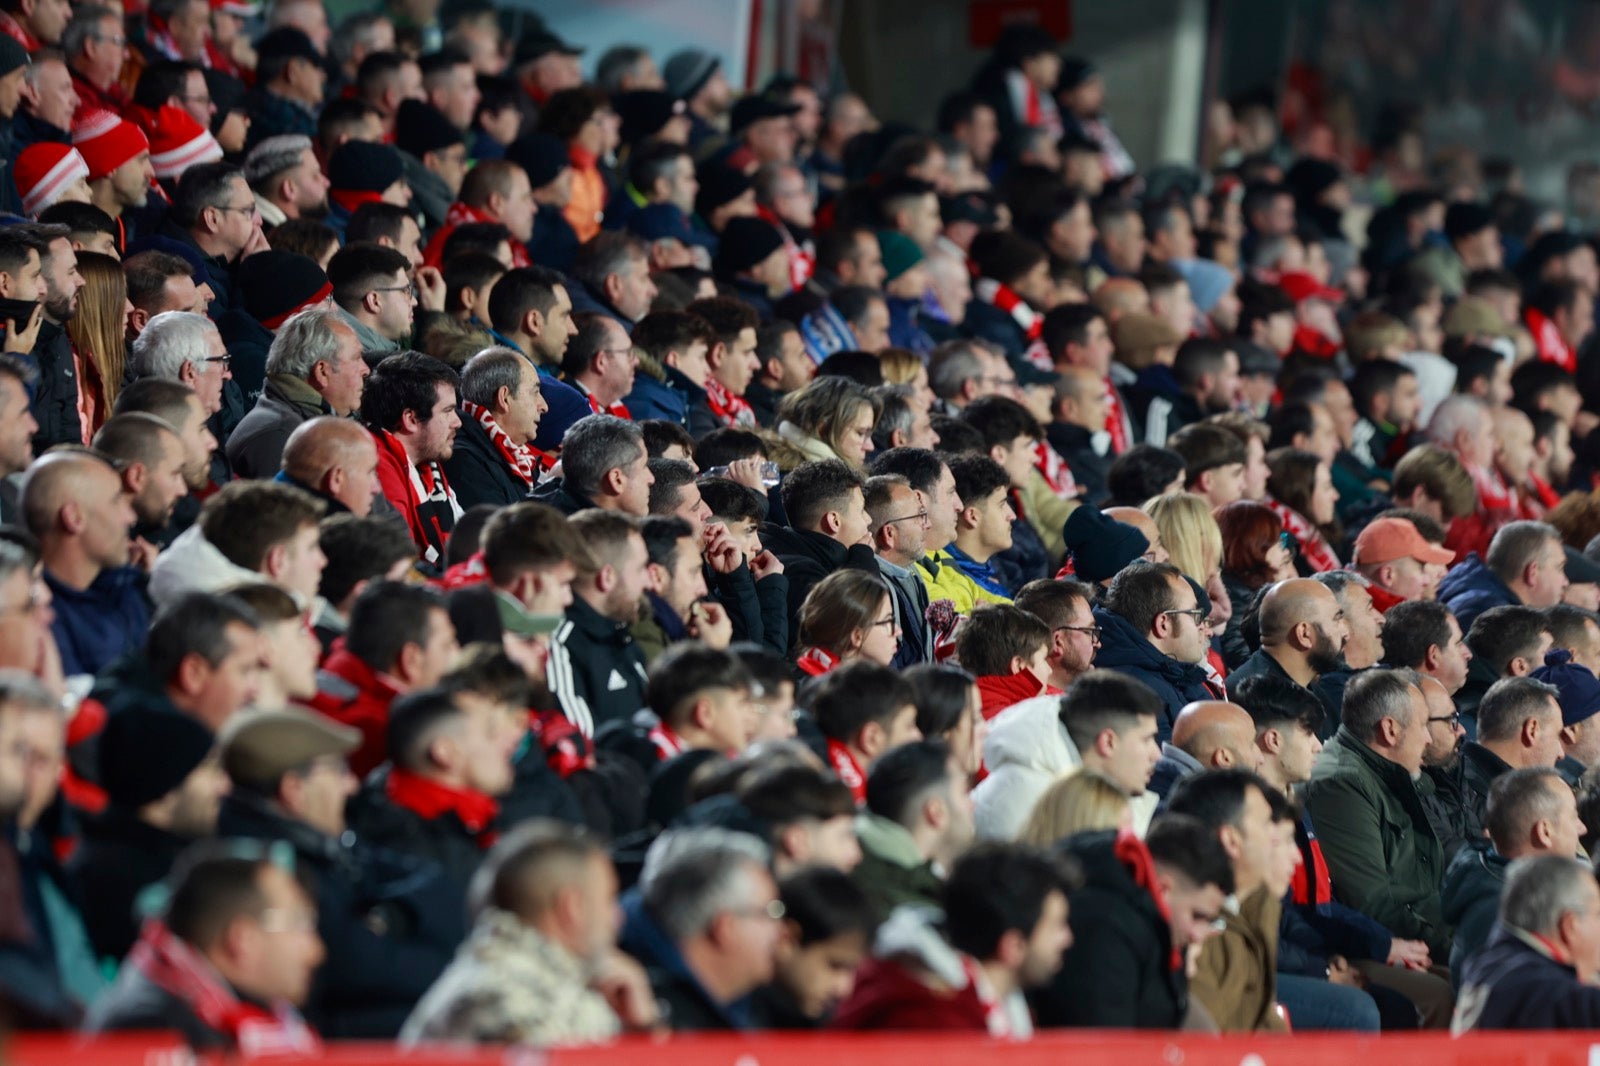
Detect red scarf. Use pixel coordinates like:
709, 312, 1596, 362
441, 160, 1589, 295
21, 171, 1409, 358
796, 646, 838, 677
1112, 829, 1183, 971
755, 204, 815, 291
1291, 831, 1333, 908
972, 278, 1050, 369
1525, 306, 1576, 373
1527, 471, 1561, 513
330, 188, 389, 216
530, 709, 594, 779
1033, 440, 1078, 497
826, 737, 866, 804
704, 375, 757, 429
1264, 495, 1341, 573
1366, 582, 1405, 615
438, 550, 488, 590
577, 382, 630, 419
1105, 377, 1131, 454
462, 399, 540, 487
1470, 461, 1519, 514
386, 767, 500, 847
435, 202, 531, 268
129, 921, 321, 1056
0, 11, 40, 50
647, 720, 687, 762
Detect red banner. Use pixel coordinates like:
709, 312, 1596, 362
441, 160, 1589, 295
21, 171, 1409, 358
968, 0, 1072, 48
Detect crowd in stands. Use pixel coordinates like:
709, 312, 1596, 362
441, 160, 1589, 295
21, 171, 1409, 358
0, 0, 1598, 1051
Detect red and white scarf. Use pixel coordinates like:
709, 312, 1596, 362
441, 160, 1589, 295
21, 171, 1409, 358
1525, 306, 1576, 374
440, 202, 531, 267
1034, 440, 1079, 497
826, 736, 866, 804
704, 375, 757, 429
1105, 378, 1132, 454
796, 646, 838, 677
129, 921, 320, 1057
972, 278, 1050, 369
576, 381, 631, 419
755, 204, 815, 291
1264, 495, 1341, 573
462, 400, 544, 487
1470, 461, 1519, 514
647, 720, 687, 762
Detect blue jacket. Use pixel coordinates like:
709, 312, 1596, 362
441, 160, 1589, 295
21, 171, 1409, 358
618, 891, 754, 1030
885, 296, 933, 354
1091, 606, 1220, 743
46, 567, 150, 678
624, 371, 688, 426
1437, 552, 1519, 634
1456, 924, 1600, 1030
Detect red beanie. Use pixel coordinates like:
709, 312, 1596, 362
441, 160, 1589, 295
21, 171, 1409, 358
143, 105, 224, 182
72, 110, 151, 182
14, 143, 89, 217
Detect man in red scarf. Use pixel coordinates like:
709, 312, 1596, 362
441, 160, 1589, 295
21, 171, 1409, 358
809, 662, 921, 805
423, 159, 534, 269
444, 348, 551, 509
85, 846, 324, 1055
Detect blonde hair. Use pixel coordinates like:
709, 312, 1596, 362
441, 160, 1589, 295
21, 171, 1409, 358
878, 347, 922, 387
65, 251, 128, 432
1145, 491, 1223, 583
1018, 769, 1130, 846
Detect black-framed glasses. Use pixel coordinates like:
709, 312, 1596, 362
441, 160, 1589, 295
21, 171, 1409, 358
871, 615, 898, 630
216, 202, 258, 217
1428, 713, 1462, 728
201, 354, 232, 366
1056, 623, 1102, 643
369, 284, 417, 299
1163, 607, 1208, 625
881, 509, 929, 526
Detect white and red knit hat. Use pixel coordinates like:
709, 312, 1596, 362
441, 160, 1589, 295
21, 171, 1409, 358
14, 143, 89, 217
143, 105, 224, 182
71, 110, 151, 182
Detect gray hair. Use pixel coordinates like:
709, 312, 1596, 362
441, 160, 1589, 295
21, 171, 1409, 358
562, 415, 644, 498
62, 5, 118, 59
0, 669, 60, 714
1487, 520, 1561, 587
594, 45, 652, 95
873, 385, 915, 446
1426, 394, 1488, 448
460, 347, 526, 410
129, 312, 220, 382
1341, 667, 1422, 741
1500, 855, 1597, 936
0, 541, 31, 589
243, 135, 314, 191
639, 827, 771, 941
24, 50, 66, 89
266, 309, 347, 379
1312, 569, 1370, 602
928, 340, 987, 401
329, 11, 389, 69
1477, 676, 1561, 744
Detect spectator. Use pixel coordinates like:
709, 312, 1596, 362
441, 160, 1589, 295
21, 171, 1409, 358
399, 820, 657, 1045
764, 458, 879, 630
84, 843, 323, 1052
1226, 578, 1348, 721
1439, 520, 1569, 633
244, 134, 331, 228
795, 570, 898, 676
865, 473, 934, 668
538, 414, 653, 516
312, 513, 416, 650
1458, 678, 1565, 845
444, 347, 550, 507
1012, 578, 1100, 691
1460, 605, 1555, 727
227, 309, 365, 479
150, 479, 326, 608
1443, 767, 1585, 986
561, 313, 636, 418
278, 417, 383, 518
852, 738, 970, 920
159, 163, 262, 314
941, 455, 1017, 607
1148, 700, 1262, 800
90, 412, 190, 534
740, 766, 862, 877
752, 866, 876, 1028
311, 579, 459, 775
1351, 515, 1456, 612
328, 243, 416, 355
618, 828, 780, 1031
362, 351, 463, 566
1092, 561, 1221, 741
1303, 669, 1452, 961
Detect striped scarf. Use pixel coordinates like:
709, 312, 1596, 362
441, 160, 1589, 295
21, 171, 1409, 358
462, 400, 540, 487
972, 278, 1050, 369
1264, 495, 1341, 573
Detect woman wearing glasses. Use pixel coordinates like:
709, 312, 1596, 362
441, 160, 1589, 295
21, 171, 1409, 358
794, 570, 900, 677
1214, 499, 1299, 670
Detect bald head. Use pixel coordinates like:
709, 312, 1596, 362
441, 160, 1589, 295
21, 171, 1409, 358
1094, 277, 1150, 322
1171, 700, 1260, 770
1259, 579, 1337, 644
282, 417, 379, 517
20, 449, 123, 537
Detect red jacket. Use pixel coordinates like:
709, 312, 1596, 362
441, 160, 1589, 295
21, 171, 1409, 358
975, 671, 1058, 721
309, 645, 404, 777
1366, 582, 1405, 615
831, 957, 989, 1032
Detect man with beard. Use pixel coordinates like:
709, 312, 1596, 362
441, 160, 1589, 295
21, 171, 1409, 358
19, 223, 85, 450
91, 413, 191, 561
243, 134, 330, 229
1419, 674, 1472, 864
0, 355, 38, 523
1227, 578, 1350, 727
111, 379, 221, 543
1308, 571, 1386, 724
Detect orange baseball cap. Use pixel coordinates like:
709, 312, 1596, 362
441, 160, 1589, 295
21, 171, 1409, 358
1353, 517, 1456, 567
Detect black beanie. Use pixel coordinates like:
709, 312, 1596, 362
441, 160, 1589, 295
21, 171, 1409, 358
613, 90, 683, 146
0, 36, 27, 79
328, 140, 404, 193
237, 251, 332, 328
1062, 505, 1148, 584
98, 709, 215, 810
695, 163, 753, 218
714, 216, 785, 278
395, 99, 465, 160
505, 132, 569, 189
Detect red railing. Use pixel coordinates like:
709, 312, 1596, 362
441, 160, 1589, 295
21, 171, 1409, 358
12, 1031, 1600, 1066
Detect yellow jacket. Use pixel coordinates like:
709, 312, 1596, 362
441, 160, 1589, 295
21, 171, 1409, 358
1018, 468, 1080, 563
917, 550, 1012, 617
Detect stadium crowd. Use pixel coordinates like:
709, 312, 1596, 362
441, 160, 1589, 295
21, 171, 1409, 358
0, 0, 1595, 1051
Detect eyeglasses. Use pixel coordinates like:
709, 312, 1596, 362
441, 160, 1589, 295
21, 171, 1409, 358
1163, 607, 1208, 625
728, 899, 787, 921
871, 615, 898, 630
201, 354, 232, 366
370, 284, 418, 299
216, 202, 258, 217
1056, 623, 1102, 643
1428, 713, 1462, 728
881, 509, 929, 527
90, 32, 127, 46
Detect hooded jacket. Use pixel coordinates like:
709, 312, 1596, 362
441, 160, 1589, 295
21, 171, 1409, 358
1091, 606, 1221, 744
852, 812, 943, 922
1441, 840, 1510, 987
147, 524, 263, 609
1302, 726, 1451, 959
1030, 829, 1188, 1028
970, 695, 1080, 840
760, 523, 881, 638
1437, 552, 1520, 633
45, 566, 150, 678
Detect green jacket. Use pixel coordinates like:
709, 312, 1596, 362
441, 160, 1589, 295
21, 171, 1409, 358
852, 812, 942, 922
1303, 725, 1451, 960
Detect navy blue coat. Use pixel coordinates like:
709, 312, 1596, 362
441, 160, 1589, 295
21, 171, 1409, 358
1457, 925, 1600, 1030
1090, 606, 1221, 743
1437, 553, 1519, 634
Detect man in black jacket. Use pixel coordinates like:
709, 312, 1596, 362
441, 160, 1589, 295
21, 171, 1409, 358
217, 706, 462, 1039
444, 347, 548, 507
1031, 815, 1231, 1028
762, 459, 880, 636
1458, 677, 1565, 844
0, 223, 82, 451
